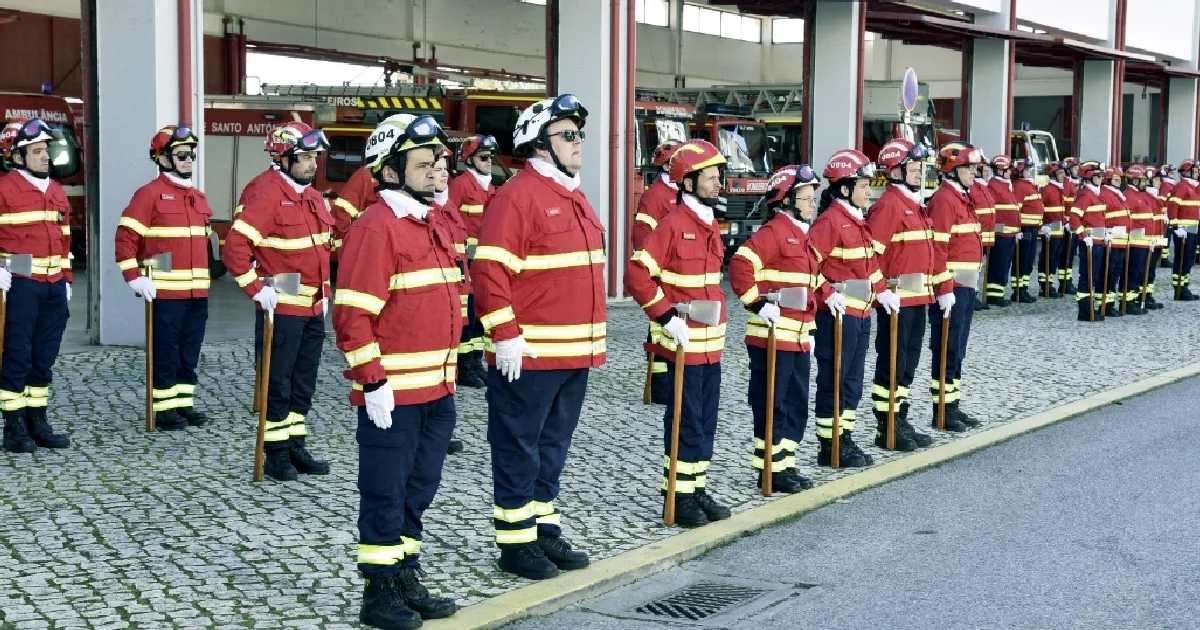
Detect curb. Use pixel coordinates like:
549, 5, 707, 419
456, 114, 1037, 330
428, 362, 1200, 630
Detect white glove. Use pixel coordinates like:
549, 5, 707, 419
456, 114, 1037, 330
757, 302, 781, 329
1103, 231, 1113, 245
495, 336, 538, 382
65, 283, 72, 302
253, 286, 279, 311
825, 292, 847, 317
663, 316, 690, 350
128, 276, 156, 302
321, 298, 329, 317
936, 292, 956, 315
364, 382, 395, 429
1175, 227, 1188, 239
1014, 232, 1024, 241
0, 267, 11, 292
1040, 225, 1052, 237
1083, 236, 1095, 248
876, 289, 901, 315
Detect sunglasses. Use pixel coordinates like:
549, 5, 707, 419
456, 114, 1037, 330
171, 150, 197, 161
474, 153, 494, 162
548, 130, 586, 142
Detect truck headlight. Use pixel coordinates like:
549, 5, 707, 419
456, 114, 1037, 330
729, 223, 739, 235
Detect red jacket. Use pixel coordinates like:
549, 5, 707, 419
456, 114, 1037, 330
807, 199, 886, 318
473, 163, 607, 370
631, 175, 678, 251
1167, 178, 1200, 230
1041, 181, 1068, 237
114, 174, 213, 299
626, 199, 727, 365
223, 171, 334, 317
0, 170, 72, 284
1145, 186, 1169, 242
1125, 189, 1160, 248
1160, 179, 1174, 202
1099, 186, 1133, 249
928, 180, 982, 295
234, 166, 279, 217
866, 184, 939, 306
445, 169, 492, 247
1064, 178, 1079, 207
987, 178, 1021, 237
431, 198, 470, 322
969, 180, 996, 247
1068, 183, 1107, 239
333, 196, 463, 406
331, 166, 378, 254
727, 212, 828, 352
1014, 178, 1044, 227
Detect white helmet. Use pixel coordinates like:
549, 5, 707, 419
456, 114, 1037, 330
366, 114, 448, 177
365, 114, 416, 171
513, 93, 588, 152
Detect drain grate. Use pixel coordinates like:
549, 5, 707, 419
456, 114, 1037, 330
633, 581, 769, 621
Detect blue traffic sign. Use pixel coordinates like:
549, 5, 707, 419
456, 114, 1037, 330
902, 68, 919, 113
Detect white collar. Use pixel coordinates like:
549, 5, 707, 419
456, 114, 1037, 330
1103, 184, 1126, 200
1184, 177, 1198, 186
163, 172, 195, 188
529, 157, 581, 192
379, 189, 430, 221
1085, 182, 1101, 194
1050, 179, 1064, 190
1147, 186, 1159, 196
278, 170, 309, 194
1068, 176, 1081, 184
993, 176, 1012, 189
660, 173, 678, 191
1022, 176, 1037, 185
889, 182, 922, 204
833, 198, 863, 221
946, 179, 966, 195
980, 176, 992, 184
681, 194, 715, 225
785, 213, 810, 233
470, 168, 491, 190
433, 190, 449, 206
17, 169, 50, 193
269, 163, 280, 171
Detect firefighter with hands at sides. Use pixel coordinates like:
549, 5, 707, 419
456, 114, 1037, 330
1142, 166, 1169, 310
1039, 160, 1069, 298
968, 157, 996, 311
430, 145, 467, 456
1123, 164, 1157, 315
985, 155, 1021, 307
473, 94, 607, 580
0, 118, 72, 453
444, 134, 500, 389
1159, 164, 1177, 271
331, 114, 414, 258
927, 143, 985, 432
727, 164, 824, 493
632, 139, 684, 406
332, 115, 461, 630
626, 139, 733, 526
1098, 166, 1133, 316
808, 149, 894, 468
1068, 161, 1110, 321
223, 123, 334, 481
114, 126, 213, 431
865, 138, 938, 451
1168, 158, 1200, 301
1011, 158, 1043, 302
1061, 157, 1081, 292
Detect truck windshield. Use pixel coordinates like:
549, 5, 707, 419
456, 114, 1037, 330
638, 118, 689, 169
1029, 133, 1058, 165
46, 124, 80, 179
717, 123, 768, 176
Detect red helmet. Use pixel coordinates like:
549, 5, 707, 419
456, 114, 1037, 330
990, 154, 1012, 171
1180, 158, 1196, 173
1045, 161, 1065, 177
669, 139, 726, 183
1102, 165, 1123, 181
1125, 164, 1147, 179
764, 164, 819, 206
652, 140, 684, 167
2, 118, 55, 159
1013, 158, 1031, 174
459, 134, 498, 160
822, 149, 875, 182
266, 122, 328, 163
1078, 161, 1103, 179
1063, 156, 1078, 168
937, 142, 982, 173
876, 138, 929, 171
148, 125, 198, 162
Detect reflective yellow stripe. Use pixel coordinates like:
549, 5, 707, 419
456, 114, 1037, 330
660, 270, 722, 288
480, 305, 515, 331
521, 323, 607, 340
739, 284, 759, 305
118, 258, 139, 271
332, 197, 360, 218
344, 342, 381, 368
949, 223, 980, 234
746, 320, 813, 345
474, 245, 523, 273
830, 246, 872, 260
349, 367, 454, 390
523, 249, 605, 270
234, 269, 258, 287
493, 503, 537, 523
891, 230, 933, 243
631, 249, 662, 277
495, 528, 538, 545
334, 289, 386, 314
485, 338, 606, 358
634, 213, 658, 229
0, 210, 62, 225
260, 233, 330, 250
734, 246, 763, 270
389, 267, 462, 289
120, 216, 148, 234
640, 287, 666, 310
379, 349, 456, 370
661, 455, 706, 475
757, 269, 814, 284
231, 219, 264, 245
401, 536, 422, 556
459, 204, 484, 215
357, 544, 405, 566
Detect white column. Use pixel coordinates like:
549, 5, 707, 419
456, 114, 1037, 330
1077, 60, 1116, 164
1166, 78, 1198, 163
807, 0, 861, 167
1129, 88, 1151, 162
967, 39, 1012, 159
96, 0, 201, 345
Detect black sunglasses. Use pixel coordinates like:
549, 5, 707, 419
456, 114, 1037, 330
548, 130, 586, 142
474, 153, 494, 162
171, 150, 197, 161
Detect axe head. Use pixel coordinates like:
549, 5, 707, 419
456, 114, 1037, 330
1090, 227, 1108, 238
1111, 225, 1127, 237
833, 279, 873, 302
3, 253, 34, 277
953, 269, 981, 288
994, 222, 1007, 234
673, 300, 722, 326
768, 287, 808, 311
1186, 225, 1198, 235
1131, 227, 1146, 239
1049, 221, 1063, 231
269, 272, 303, 296
890, 272, 926, 294
145, 252, 173, 273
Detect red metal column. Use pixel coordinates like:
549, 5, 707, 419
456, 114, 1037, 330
1159, 77, 1168, 163
607, 0, 620, 297
854, 2, 866, 151
545, 0, 558, 96
178, 0, 192, 126
800, 1, 815, 163
1006, 1, 1016, 152
960, 37, 971, 142
1111, 0, 1127, 162
624, 0, 636, 296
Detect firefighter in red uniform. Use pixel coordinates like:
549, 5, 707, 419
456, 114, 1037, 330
0, 118, 71, 453
330, 114, 413, 257
632, 139, 684, 405
809, 149, 893, 467
1098, 166, 1132, 316
626, 138, 732, 523
474, 94, 606, 580
1167, 158, 1200, 300
224, 122, 333, 481
865, 138, 939, 451
1039, 160, 1069, 298
969, 159, 996, 311
114, 126, 213, 431
985, 155, 1020, 306
334, 116, 460, 630
444, 134, 498, 388
1069, 161, 1109, 321
728, 164, 824, 493
430, 145, 467, 456
928, 142, 985, 432
1011, 158, 1043, 302
1123, 164, 1156, 315
1144, 166, 1169, 309
1062, 157, 1081, 292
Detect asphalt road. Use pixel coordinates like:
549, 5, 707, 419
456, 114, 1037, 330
503, 376, 1200, 630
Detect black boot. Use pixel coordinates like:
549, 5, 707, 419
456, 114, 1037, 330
537, 534, 590, 570
951, 409, 982, 428
987, 296, 1011, 307
973, 301, 987, 312
290, 445, 330, 475
446, 438, 463, 455
898, 417, 934, 447
784, 468, 814, 490
694, 488, 731, 521
667, 493, 709, 528
456, 352, 484, 388
874, 421, 918, 452
1047, 287, 1062, 299
154, 409, 187, 431
931, 412, 968, 433
1181, 286, 1200, 301
758, 469, 808, 493
176, 407, 208, 427
1146, 295, 1165, 310
816, 436, 871, 468
497, 542, 560, 580
1018, 289, 1037, 303
840, 433, 875, 466
26, 410, 69, 449
1124, 302, 1147, 315
1105, 304, 1124, 317
360, 575, 423, 630
264, 449, 299, 481
1065, 280, 1077, 294
396, 566, 457, 620
3, 415, 36, 453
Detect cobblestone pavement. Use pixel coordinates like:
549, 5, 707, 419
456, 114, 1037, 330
3, 275, 1200, 629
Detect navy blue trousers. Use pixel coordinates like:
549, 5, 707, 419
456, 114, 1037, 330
151, 298, 208, 412
661, 359, 721, 493
813, 309, 870, 439
1, 277, 68, 419
747, 345, 808, 474
255, 311, 324, 451
928, 287, 975, 413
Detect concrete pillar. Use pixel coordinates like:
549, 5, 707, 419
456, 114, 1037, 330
1166, 78, 1198, 163
807, 0, 862, 167
967, 39, 1013, 160
1129, 88, 1151, 162
1077, 60, 1117, 164
95, 0, 204, 345
556, 0, 632, 297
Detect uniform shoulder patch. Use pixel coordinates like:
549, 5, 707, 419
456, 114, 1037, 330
682, 232, 696, 240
